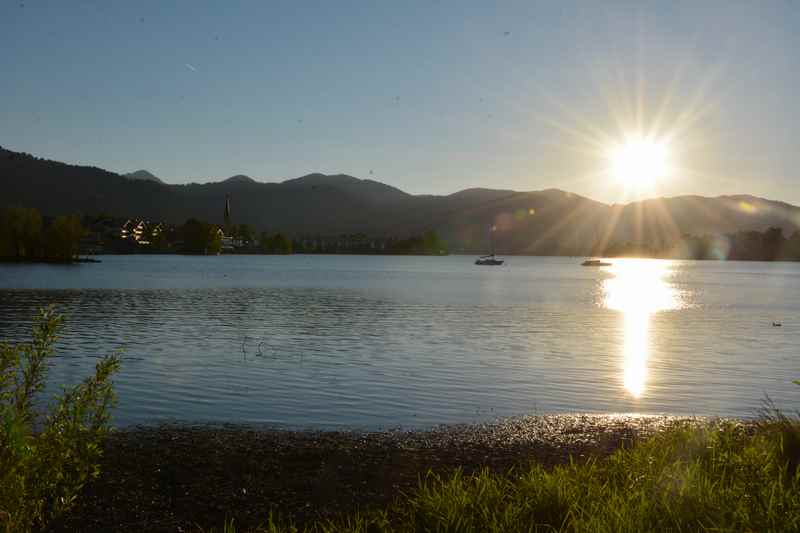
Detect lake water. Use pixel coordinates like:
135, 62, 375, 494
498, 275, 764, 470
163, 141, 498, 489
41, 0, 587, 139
0, 255, 798, 428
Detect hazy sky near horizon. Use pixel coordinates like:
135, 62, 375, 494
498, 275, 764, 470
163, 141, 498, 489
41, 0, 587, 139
2, 1, 798, 204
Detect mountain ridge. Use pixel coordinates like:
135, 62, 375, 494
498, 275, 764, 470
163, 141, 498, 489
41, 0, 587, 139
124, 169, 164, 184
2, 145, 799, 254
221, 175, 257, 184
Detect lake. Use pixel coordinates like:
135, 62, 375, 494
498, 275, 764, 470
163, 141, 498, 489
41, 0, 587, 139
0, 255, 797, 428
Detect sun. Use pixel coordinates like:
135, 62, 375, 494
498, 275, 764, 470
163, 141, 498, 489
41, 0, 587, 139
609, 136, 670, 189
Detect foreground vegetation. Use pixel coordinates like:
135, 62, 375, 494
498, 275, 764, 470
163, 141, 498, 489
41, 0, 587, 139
210, 418, 800, 532
0, 308, 120, 532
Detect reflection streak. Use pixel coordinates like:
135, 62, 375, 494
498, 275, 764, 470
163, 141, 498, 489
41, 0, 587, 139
603, 259, 682, 398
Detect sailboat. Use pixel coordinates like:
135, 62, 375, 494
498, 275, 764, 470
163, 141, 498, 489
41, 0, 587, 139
475, 225, 504, 265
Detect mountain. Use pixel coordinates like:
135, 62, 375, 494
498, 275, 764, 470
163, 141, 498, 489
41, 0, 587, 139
125, 170, 164, 184
221, 174, 256, 184
2, 145, 799, 254
282, 173, 411, 206
1, 147, 180, 221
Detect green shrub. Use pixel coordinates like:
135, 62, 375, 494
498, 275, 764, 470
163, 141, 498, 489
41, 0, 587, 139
0, 306, 120, 532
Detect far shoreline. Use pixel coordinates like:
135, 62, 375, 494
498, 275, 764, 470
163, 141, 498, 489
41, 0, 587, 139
0, 256, 101, 264
4, 252, 800, 263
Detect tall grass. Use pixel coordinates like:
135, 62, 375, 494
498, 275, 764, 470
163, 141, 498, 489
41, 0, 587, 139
210, 420, 800, 532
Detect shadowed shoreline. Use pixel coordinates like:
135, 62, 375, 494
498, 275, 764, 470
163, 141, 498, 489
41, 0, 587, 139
0, 256, 101, 264
46, 414, 709, 533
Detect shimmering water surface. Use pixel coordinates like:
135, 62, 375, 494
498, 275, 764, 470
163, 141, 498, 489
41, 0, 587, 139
0, 255, 797, 428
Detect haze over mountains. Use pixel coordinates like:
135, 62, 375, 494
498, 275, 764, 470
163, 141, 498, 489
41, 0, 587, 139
2, 145, 799, 255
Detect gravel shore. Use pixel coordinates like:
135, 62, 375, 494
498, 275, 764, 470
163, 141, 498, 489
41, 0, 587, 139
48, 414, 696, 532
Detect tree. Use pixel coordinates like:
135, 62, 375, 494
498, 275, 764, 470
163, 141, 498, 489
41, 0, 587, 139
236, 224, 253, 244
207, 227, 222, 255
763, 226, 785, 261
783, 231, 800, 261
260, 232, 292, 254
180, 219, 221, 255
422, 230, 447, 255
0, 207, 43, 259
0, 307, 120, 532
275, 233, 292, 254
44, 215, 84, 260
181, 219, 206, 254
387, 230, 448, 255
20, 209, 42, 258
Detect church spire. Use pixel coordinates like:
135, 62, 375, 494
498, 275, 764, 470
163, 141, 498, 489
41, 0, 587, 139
224, 194, 231, 228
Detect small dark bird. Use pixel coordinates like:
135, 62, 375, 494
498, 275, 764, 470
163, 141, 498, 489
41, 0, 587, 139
773, 322, 782, 327
504, 31, 511, 36
369, 169, 373, 175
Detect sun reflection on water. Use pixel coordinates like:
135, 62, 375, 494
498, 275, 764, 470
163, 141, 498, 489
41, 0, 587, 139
602, 259, 683, 398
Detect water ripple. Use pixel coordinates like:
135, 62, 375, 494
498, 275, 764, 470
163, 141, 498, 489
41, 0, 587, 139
0, 255, 798, 428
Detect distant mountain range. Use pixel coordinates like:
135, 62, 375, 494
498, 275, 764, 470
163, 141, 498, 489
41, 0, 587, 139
2, 145, 799, 254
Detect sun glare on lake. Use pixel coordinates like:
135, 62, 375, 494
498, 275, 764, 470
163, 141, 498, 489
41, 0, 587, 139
603, 259, 683, 398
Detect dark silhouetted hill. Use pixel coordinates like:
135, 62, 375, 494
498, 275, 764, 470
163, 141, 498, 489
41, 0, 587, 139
282, 173, 412, 206
2, 145, 799, 255
221, 175, 257, 184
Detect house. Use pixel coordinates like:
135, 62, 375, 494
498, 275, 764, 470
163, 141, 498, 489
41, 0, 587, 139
120, 219, 146, 243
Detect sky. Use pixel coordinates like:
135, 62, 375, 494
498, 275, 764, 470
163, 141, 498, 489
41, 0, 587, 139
1, 1, 799, 204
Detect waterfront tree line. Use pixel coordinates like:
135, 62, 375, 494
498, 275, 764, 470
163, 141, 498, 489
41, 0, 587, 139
5, 206, 798, 261
180, 218, 222, 255
2, 207, 445, 259
71, 211, 444, 256
602, 227, 800, 261
0, 207, 85, 261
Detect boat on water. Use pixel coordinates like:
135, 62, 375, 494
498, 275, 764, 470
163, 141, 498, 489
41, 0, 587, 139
476, 254, 504, 266
475, 225, 504, 266
581, 259, 612, 267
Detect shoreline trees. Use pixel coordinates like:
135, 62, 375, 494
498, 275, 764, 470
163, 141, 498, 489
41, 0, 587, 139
0, 207, 84, 262
8, 205, 797, 262
601, 227, 800, 261
180, 218, 222, 255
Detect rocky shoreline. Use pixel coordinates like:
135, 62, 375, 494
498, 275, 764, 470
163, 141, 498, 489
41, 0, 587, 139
47, 415, 700, 533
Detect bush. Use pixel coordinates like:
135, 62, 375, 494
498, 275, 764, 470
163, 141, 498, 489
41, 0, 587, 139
0, 307, 121, 532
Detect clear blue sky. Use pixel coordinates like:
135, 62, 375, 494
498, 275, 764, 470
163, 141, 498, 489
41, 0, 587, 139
2, 1, 798, 204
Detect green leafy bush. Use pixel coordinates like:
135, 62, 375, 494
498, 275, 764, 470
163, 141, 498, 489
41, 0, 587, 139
0, 306, 120, 532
